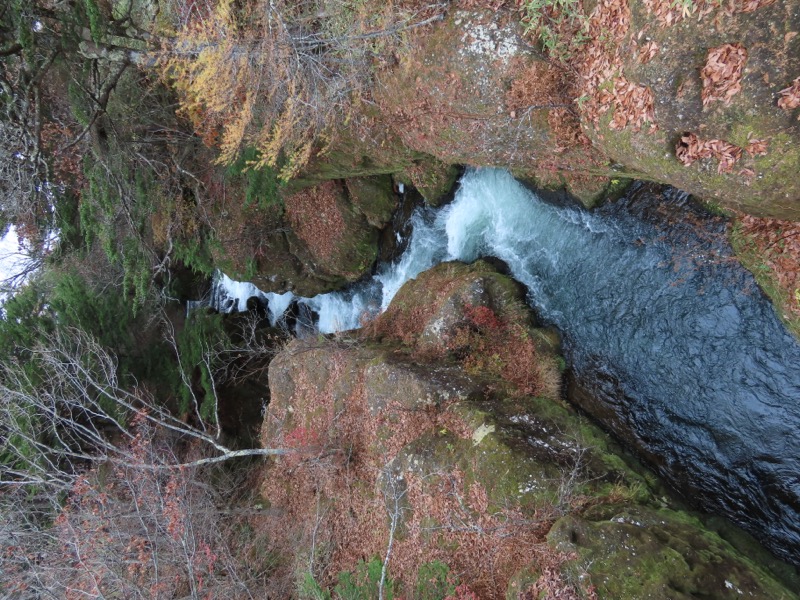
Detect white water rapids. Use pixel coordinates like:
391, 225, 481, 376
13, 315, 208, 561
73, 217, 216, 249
214, 168, 573, 332
210, 167, 800, 564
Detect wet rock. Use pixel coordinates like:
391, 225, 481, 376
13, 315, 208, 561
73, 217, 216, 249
345, 174, 397, 228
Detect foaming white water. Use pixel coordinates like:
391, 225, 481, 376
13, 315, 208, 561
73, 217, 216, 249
303, 169, 544, 332
215, 273, 264, 312
300, 291, 372, 333
264, 291, 295, 326
215, 168, 569, 333
209, 273, 295, 327
376, 208, 447, 310
213, 168, 617, 334
294, 207, 448, 333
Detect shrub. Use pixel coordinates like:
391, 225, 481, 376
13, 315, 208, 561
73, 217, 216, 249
455, 304, 560, 399
226, 147, 282, 209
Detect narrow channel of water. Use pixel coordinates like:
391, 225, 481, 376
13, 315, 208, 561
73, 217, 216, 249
213, 168, 800, 564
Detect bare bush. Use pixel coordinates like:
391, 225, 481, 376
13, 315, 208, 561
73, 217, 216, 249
1, 419, 271, 599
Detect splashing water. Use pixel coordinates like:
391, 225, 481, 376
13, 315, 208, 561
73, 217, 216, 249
214, 168, 800, 564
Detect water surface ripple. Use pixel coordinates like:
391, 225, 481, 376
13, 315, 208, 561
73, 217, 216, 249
220, 169, 800, 562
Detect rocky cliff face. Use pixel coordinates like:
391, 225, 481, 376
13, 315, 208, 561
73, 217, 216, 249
303, 2, 800, 216
254, 261, 798, 598
583, 0, 800, 218
234, 1, 798, 299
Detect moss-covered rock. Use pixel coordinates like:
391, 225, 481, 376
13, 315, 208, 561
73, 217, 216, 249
396, 158, 460, 206
374, 260, 533, 348
548, 505, 799, 599
586, 0, 800, 218
370, 260, 563, 400
374, 9, 613, 204
284, 180, 380, 282
288, 104, 460, 202
211, 175, 395, 296
345, 175, 397, 228
210, 200, 347, 297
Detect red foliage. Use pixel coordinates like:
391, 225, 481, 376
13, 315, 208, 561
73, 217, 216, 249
456, 304, 558, 399
464, 303, 503, 331
445, 583, 481, 599
284, 425, 323, 449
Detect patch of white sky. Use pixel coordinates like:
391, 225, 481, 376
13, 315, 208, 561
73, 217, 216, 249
0, 227, 34, 307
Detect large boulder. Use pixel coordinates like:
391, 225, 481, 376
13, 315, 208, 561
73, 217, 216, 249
256, 261, 797, 597
549, 506, 798, 599
578, 0, 800, 218
375, 8, 612, 206
212, 176, 398, 296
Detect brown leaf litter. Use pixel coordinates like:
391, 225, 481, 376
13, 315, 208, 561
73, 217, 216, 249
574, 0, 659, 133
777, 76, 800, 112
603, 76, 657, 132
734, 0, 778, 13
643, 0, 777, 28
676, 132, 743, 173
637, 40, 659, 64
701, 43, 748, 107
736, 213, 800, 321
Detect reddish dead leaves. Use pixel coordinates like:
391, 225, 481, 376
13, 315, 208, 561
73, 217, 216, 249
603, 76, 657, 132
637, 40, 659, 64
737, 213, 800, 321
676, 132, 768, 175
573, 0, 658, 133
777, 76, 800, 112
676, 132, 767, 176
285, 181, 347, 261
579, 0, 631, 92
676, 132, 742, 173
701, 43, 747, 107
641, 0, 708, 27
643, 0, 775, 27
735, 0, 777, 12
745, 138, 768, 156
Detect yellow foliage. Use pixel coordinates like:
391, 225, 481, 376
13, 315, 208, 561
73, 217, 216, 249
217, 92, 255, 166
161, 0, 432, 181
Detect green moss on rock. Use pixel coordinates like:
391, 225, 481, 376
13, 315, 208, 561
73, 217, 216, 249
345, 175, 397, 228
548, 506, 799, 599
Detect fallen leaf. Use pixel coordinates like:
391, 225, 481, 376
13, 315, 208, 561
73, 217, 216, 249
701, 43, 748, 106
777, 76, 800, 110
745, 139, 768, 156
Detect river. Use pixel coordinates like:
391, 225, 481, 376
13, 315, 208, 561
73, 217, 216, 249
213, 168, 800, 564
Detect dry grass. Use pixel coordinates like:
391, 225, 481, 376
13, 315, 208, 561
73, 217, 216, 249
505, 62, 567, 113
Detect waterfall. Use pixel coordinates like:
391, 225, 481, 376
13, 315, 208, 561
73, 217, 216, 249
212, 168, 800, 564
